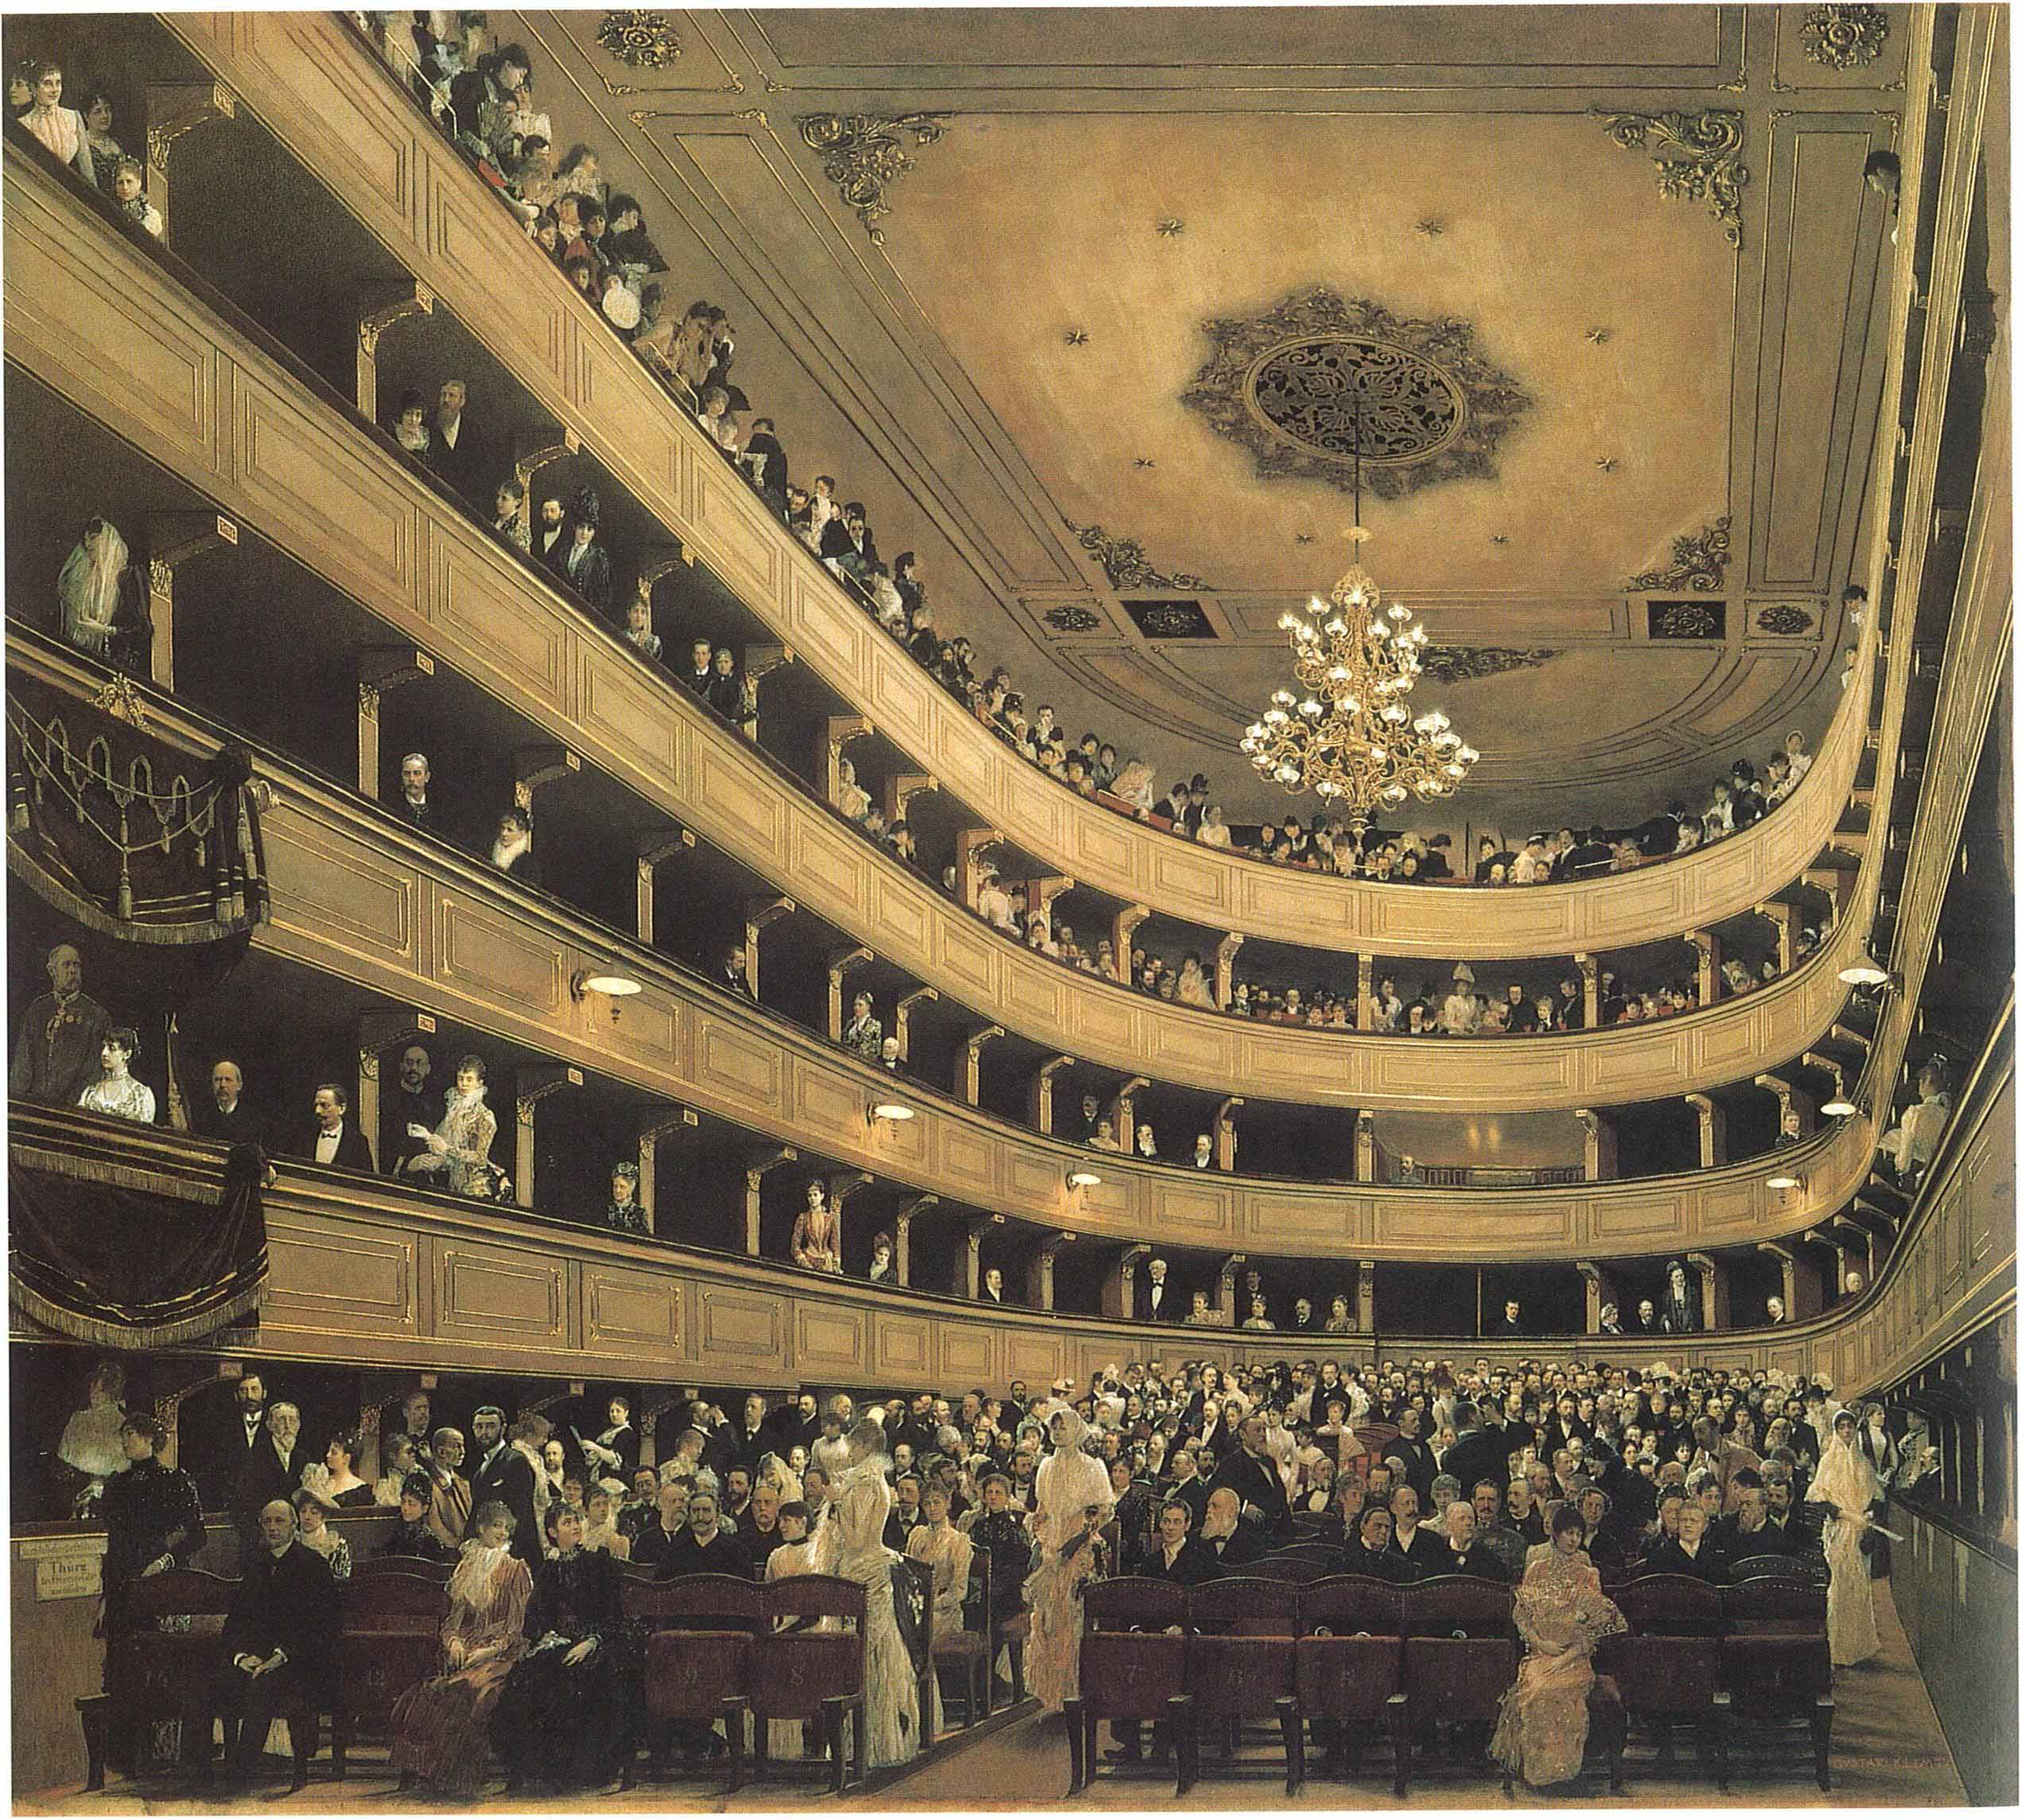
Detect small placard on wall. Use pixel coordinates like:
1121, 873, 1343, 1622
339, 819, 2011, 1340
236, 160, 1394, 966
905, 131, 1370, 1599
19, 1534, 107, 1601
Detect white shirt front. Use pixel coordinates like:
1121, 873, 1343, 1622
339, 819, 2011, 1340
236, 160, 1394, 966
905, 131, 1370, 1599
315, 1124, 343, 1164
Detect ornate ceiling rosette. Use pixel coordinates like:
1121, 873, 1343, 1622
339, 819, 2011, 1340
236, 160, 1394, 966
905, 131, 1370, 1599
1179, 288, 1532, 502
596, 11, 681, 68
1416, 646, 1564, 685
1041, 603, 1102, 634
1802, 4, 1891, 68
1755, 603, 1817, 635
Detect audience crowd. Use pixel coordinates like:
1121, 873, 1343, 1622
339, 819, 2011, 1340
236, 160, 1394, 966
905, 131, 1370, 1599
84, 1343, 1933, 1790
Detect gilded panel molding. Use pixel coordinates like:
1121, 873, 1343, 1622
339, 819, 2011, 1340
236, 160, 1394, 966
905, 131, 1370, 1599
596, 10, 681, 68
1595, 109, 1749, 249
1626, 514, 1735, 594
3, 123, 1870, 971
1066, 521, 1212, 592
796, 111, 951, 244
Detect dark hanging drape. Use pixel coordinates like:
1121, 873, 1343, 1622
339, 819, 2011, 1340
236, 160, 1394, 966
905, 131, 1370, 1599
6, 677, 268, 969
8, 1140, 268, 1348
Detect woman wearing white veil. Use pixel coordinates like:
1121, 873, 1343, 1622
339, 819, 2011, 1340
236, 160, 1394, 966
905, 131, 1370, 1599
1808, 1407, 1882, 1666
1023, 1403, 1115, 1710
57, 518, 142, 663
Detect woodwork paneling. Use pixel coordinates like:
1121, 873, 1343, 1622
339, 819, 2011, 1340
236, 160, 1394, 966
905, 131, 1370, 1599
433, 1240, 568, 1342
584, 1264, 684, 1362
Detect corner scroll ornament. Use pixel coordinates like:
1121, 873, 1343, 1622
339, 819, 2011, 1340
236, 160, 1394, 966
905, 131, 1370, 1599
1595, 109, 1748, 249
1064, 522, 1212, 593
1802, 5, 1890, 68
1416, 647, 1564, 685
1625, 514, 1733, 593
797, 111, 950, 245
596, 12, 681, 68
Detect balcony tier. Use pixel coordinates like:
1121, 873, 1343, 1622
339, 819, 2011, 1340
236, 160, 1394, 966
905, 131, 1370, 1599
152, 7, 1873, 964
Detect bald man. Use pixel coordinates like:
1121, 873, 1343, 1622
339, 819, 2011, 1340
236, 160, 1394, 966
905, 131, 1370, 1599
10, 943, 110, 1105
185, 1500, 339, 1787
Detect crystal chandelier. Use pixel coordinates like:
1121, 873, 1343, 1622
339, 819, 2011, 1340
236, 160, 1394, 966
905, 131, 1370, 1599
1240, 412, 1479, 833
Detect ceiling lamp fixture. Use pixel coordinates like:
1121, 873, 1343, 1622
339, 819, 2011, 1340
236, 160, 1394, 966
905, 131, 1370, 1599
1240, 402, 1477, 833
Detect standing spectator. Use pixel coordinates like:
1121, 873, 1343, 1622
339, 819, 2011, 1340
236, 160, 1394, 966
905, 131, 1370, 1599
20, 60, 95, 183
296, 1083, 374, 1171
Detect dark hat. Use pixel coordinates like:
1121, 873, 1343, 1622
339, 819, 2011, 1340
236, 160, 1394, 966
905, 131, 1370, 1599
568, 487, 601, 526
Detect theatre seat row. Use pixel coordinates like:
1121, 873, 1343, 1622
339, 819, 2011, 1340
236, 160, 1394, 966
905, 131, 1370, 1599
1065, 1571, 1832, 1797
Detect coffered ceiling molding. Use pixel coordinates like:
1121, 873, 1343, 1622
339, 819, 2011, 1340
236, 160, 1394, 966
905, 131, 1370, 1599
1178, 287, 1532, 501
1595, 108, 1749, 248
1626, 514, 1735, 594
1068, 520, 1213, 592
797, 110, 952, 243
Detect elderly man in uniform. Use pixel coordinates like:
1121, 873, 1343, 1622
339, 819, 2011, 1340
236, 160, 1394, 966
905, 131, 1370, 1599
10, 942, 111, 1105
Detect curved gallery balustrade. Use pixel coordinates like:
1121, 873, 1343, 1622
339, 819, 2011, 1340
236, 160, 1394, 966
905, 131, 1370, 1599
2, 150, 1878, 1115
10, 631, 1888, 1266
8, 1030, 2004, 1392
152, 8, 1873, 964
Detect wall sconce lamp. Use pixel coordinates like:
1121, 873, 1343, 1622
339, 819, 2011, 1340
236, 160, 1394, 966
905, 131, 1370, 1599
572, 970, 643, 1019
1837, 945, 1894, 988
869, 1100, 917, 1130
1766, 1169, 1805, 1193
1066, 1169, 1102, 1192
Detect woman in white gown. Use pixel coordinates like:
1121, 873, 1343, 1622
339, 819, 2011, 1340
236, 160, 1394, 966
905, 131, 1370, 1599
406, 1054, 501, 1197
1808, 1407, 1882, 1666
819, 1420, 931, 1768
1022, 1404, 1115, 1711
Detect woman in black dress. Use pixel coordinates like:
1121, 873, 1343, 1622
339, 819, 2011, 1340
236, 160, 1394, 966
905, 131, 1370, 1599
488, 1504, 644, 1791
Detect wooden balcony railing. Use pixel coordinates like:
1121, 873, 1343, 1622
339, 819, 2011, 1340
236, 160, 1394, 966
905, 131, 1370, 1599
3, 626, 1890, 1262
2, 146, 1878, 1112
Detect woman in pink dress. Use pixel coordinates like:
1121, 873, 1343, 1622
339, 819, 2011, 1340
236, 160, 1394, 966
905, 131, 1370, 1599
390, 1502, 533, 1794
1491, 1504, 1626, 1790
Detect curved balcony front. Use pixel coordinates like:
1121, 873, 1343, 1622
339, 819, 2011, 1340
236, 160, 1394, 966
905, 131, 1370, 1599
159, 7, 1872, 964
7, 1028, 2004, 1391
8, 629, 1882, 1263
2, 149, 1871, 1116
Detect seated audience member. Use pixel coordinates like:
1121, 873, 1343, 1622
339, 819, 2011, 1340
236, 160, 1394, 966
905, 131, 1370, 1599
532, 495, 568, 569
184, 1056, 259, 1147
1645, 1500, 1726, 1581
706, 644, 750, 722
621, 586, 661, 659
108, 155, 163, 235
602, 1162, 649, 1235
1439, 1500, 1509, 1581
405, 1054, 502, 1199
76, 1026, 155, 1125
379, 1475, 456, 1561
384, 1043, 440, 1176
741, 417, 789, 504
488, 808, 540, 885
394, 751, 433, 831
374, 1433, 423, 1507
426, 378, 483, 499
297, 1081, 375, 1171
491, 477, 531, 552
557, 489, 613, 618
391, 388, 431, 457
181, 1499, 339, 1788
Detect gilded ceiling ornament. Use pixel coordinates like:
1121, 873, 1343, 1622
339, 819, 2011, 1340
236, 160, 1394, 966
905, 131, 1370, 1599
596, 11, 682, 68
1415, 218, 1445, 238
1586, 327, 1611, 344
1124, 600, 1216, 640
1134, 457, 1157, 470
1626, 514, 1733, 593
1416, 647, 1564, 685
1596, 456, 1619, 472
1042, 604, 1102, 634
1595, 108, 1749, 248
1648, 600, 1726, 640
1180, 288, 1531, 502
1066, 522, 1212, 592
1064, 328, 1088, 347
1756, 603, 1817, 634
1802, 5, 1890, 68
1157, 218, 1184, 238
797, 111, 951, 245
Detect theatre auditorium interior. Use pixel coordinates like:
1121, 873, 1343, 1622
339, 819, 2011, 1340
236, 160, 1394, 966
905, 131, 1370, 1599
2, 2, 2015, 1810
